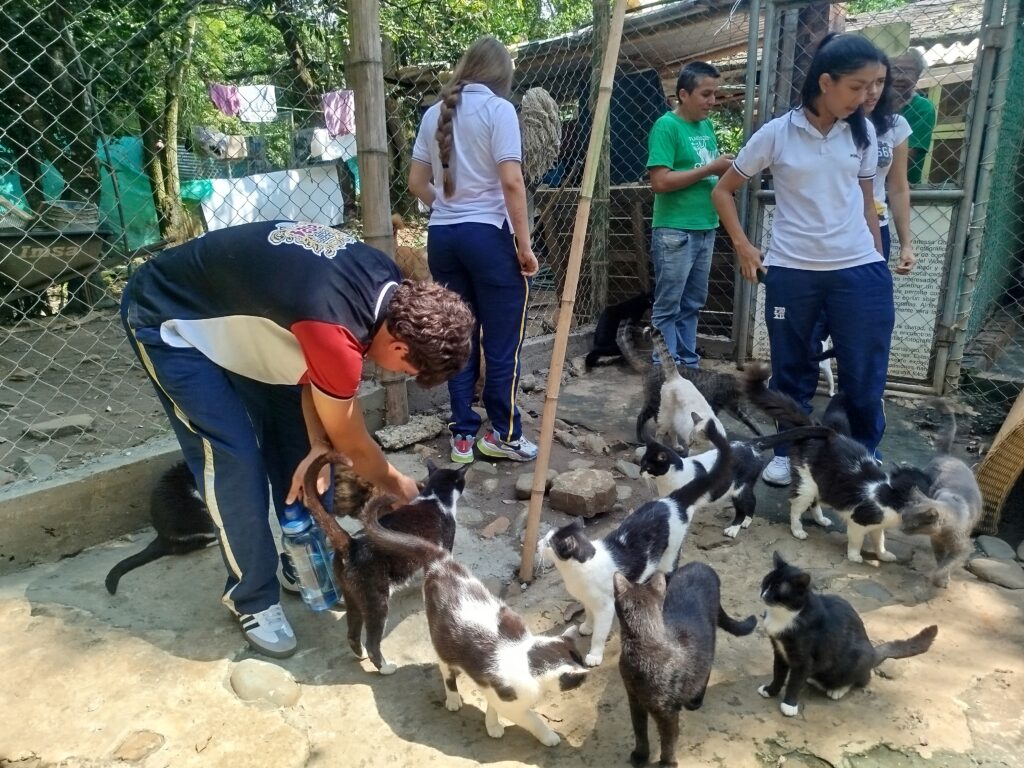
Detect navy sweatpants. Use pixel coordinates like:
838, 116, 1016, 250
427, 221, 531, 442
764, 262, 894, 456
121, 296, 330, 616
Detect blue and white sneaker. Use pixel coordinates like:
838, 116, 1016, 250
238, 603, 296, 658
477, 430, 538, 462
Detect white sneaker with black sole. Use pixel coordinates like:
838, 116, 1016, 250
761, 456, 792, 487
238, 603, 296, 658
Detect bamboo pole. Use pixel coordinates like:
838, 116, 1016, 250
348, 0, 409, 425
519, 0, 628, 582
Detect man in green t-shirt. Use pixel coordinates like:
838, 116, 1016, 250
647, 61, 733, 367
891, 50, 936, 185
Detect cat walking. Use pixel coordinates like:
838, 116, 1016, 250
758, 552, 937, 717
105, 461, 217, 595
615, 563, 756, 767
542, 416, 733, 666
359, 495, 588, 747
303, 452, 468, 674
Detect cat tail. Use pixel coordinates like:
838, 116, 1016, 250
303, 452, 354, 556
616, 319, 650, 375
821, 392, 853, 436
743, 362, 815, 428
105, 538, 172, 594
810, 345, 836, 363
359, 494, 448, 568
718, 607, 757, 637
649, 327, 681, 383
749, 425, 834, 452
872, 625, 938, 665
667, 417, 733, 508
925, 398, 956, 454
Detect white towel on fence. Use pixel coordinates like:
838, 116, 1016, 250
237, 85, 278, 122
311, 129, 357, 162
200, 165, 344, 230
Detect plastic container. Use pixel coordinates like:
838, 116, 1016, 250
280, 503, 339, 612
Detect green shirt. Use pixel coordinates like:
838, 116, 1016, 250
647, 111, 720, 230
901, 93, 936, 184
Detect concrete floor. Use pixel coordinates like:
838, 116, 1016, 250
1, 364, 1022, 768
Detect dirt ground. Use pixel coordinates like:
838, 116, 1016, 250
1, 365, 1022, 768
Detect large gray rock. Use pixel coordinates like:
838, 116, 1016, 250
615, 459, 642, 480
24, 414, 94, 440
1018, 539, 1024, 562
374, 414, 446, 450
229, 659, 301, 707
549, 468, 617, 518
554, 430, 581, 450
976, 535, 1016, 561
967, 558, 1024, 589
583, 434, 609, 455
514, 470, 558, 500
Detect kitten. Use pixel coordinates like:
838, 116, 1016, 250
615, 564, 756, 767
650, 328, 723, 453
758, 552, 938, 717
303, 452, 468, 675
359, 495, 588, 747
584, 291, 652, 371
900, 403, 983, 588
542, 416, 733, 666
105, 461, 217, 595
618, 320, 762, 443
744, 363, 929, 563
640, 424, 833, 538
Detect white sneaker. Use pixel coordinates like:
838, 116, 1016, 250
239, 603, 297, 658
761, 456, 792, 487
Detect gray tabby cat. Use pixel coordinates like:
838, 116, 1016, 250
900, 402, 983, 588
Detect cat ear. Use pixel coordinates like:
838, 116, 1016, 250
649, 571, 668, 597
612, 572, 630, 597
772, 550, 786, 569
690, 411, 701, 425
455, 463, 470, 479
794, 573, 811, 590
425, 458, 438, 474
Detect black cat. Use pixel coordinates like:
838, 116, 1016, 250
615, 563, 756, 767
758, 552, 938, 717
303, 452, 468, 675
584, 291, 653, 370
105, 461, 217, 595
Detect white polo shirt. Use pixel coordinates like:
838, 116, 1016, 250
733, 109, 881, 271
873, 115, 912, 226
412, 84, 522, 231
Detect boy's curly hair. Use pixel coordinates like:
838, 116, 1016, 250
386, 280, 474, 388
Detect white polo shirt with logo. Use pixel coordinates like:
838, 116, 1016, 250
733, 109, 881, 271
412, 84, 522, 231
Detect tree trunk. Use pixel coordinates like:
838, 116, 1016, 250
138, 96, 170, 236
270, 0, 321, 121
588, 0, 611, 322
159, 16, 198, 243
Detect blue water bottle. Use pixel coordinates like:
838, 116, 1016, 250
280, 502, 339, 611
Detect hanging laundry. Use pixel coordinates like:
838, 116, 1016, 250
192, 126, 248, 160
208, 83, 240, 117
323, 89, 356, 137
237, 85, 278, 123
311, 129, 357, 162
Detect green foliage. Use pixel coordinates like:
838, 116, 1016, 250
846, 0, 910, 14
712, 106, 744, 155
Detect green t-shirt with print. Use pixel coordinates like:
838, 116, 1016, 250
647, 111, 720, 230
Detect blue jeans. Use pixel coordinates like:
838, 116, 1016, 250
650, 227, 715, 367
764, 262, 895, 457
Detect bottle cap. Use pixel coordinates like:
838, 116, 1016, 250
281, 518, 312, 535
282, 502, 308, 523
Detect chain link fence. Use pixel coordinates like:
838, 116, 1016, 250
0, 0, 1019, 489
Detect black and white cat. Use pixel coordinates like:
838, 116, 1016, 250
640, 424, 832, 538
105, 461, 217, 595
900, 403, 983, 588
618, 320, 762, 444
758, 552, 938, 717
744, 363, 928, 563
542, 416, 733, 666
614, 564, 756, 767
584, 291, 652, 370
359, 495, 588, 747
304, 452, 468, 675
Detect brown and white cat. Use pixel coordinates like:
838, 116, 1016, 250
303, 452, 468, 675
900, 403, 983, 588
359, 495, 588, 747
614, 564, 756, 767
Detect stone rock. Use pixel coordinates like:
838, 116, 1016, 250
10, 453, 57, 479
583, 434, 609, 456
480, 516, 511, 538
850, 579, 892, 602
0, 469, 15, 485
469, 460, 497, 475
553, 418, 571, 432
568, 458, 594, 470
459, 505, 484, 524
555, 430, 581, 450
7, 366, 37, 382
24, 414, 94, 440
615, 459, 642, 480
549, 468, 617, 518
113, 730, 165, 762
616, 485, 633, 502
976, 535, 1017, 561
229, 659, 301, 707
411, 443, 435, 459
374, 414, 446, 450
967, 558, 1024, 589
1018, 539, 1024, 562
520, 374, 540, 392
514, 470, 558, 500
481, 478, 499, 494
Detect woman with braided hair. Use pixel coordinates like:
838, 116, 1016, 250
409, 35, 540, 464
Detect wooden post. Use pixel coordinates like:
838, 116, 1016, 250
348, 0, 409, 425
519, 0, 628, 582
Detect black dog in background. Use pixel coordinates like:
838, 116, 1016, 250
584, 291, 653, 370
